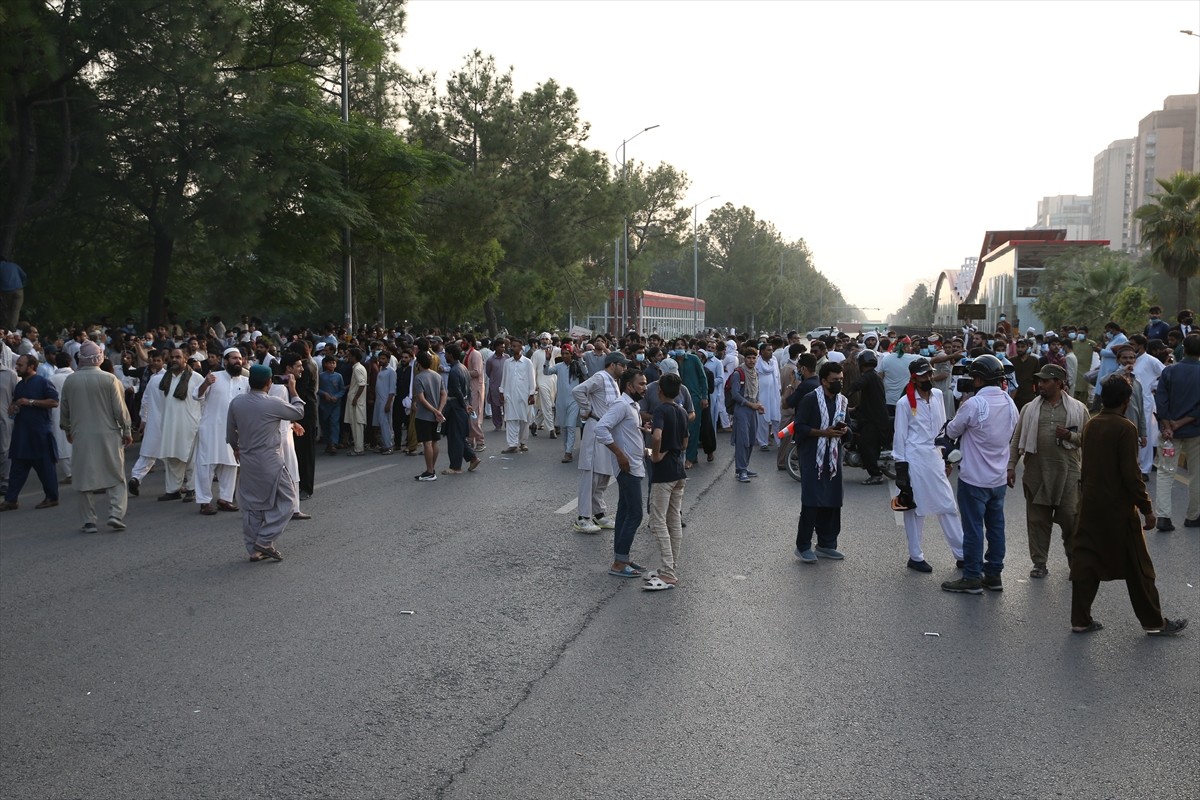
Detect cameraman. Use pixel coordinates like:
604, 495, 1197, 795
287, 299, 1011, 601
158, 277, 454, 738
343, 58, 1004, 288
941, 354, 1018, 595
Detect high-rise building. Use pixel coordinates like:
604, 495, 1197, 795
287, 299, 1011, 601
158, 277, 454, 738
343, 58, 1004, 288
1131, 94, 1198, 245
1029, 194, 1092, 240
1091, 139, 1135, 252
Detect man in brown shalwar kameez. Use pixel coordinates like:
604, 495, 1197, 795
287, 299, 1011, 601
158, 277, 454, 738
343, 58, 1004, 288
1070, 375, 1187, 636
226, 365, 305, 562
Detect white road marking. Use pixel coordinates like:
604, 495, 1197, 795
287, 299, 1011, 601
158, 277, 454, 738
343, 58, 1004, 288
315, 463, 396, 489
554, 498, 579, 515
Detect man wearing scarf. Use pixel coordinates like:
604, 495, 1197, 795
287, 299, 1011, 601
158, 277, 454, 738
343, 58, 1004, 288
156, 348, 204, 501
794, 362, 848, 564
728, 347, 764, 483
227, 364, 305, 562
193, 347, 249, 514
58, 341, 132, 532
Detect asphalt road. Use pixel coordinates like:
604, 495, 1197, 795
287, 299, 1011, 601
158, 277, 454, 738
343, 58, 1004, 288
1, 428, 1197, 800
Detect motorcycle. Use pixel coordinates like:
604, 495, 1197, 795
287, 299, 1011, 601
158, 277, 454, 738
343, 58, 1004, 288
780, 416, 897, 483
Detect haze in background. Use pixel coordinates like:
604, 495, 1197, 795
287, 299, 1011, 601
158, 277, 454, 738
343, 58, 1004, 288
399, 0, 1199, 319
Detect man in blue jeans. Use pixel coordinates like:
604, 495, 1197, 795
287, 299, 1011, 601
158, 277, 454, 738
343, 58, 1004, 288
595, 369, 649, 578
942, 354, 1019, 594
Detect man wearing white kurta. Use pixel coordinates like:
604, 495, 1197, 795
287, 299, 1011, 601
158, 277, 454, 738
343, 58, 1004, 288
129, 356, 165, 493
529, 334, 559, 435
891, 359, 965, 572
1132, 339, 1164, 476
157, 349, 204, 500
755, 346, 782, 448
720, 342, 739, 430
49, 357, 74, 483
344, 349, 368, 454
570, 352, 627, 533
268, 354, 309, 519
193, 347, 249, 513
705, 347, 725, 439
499, 339, 536, 452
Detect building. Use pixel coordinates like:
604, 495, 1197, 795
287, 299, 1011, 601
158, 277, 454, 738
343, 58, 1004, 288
584, 290, 705, 338
1131, 94, 1198, 245
932, 257, 978, 327
1029, 195, 1092, 240
1091, 138, 1135, 252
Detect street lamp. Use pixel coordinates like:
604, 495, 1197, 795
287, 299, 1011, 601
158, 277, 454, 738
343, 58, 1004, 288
690, 194, 719, 334
615, 124, 659, 334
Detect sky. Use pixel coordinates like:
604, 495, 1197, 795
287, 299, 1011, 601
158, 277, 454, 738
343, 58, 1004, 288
397, 0, 1200, 320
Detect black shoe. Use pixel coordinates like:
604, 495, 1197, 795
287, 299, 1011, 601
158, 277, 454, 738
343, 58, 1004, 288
1146, 618, 1188, 636
299, 491, 311, 501
941, 577, 982, 594
157, 491, 181, 502
907, 558, 933, 573
981, 575, 1004, 592
181, 490, 195, 501
1157, 517, 1176, 532
1185, 518, 1200, 528
127, 477, 140, 497
956, 559, 965, 569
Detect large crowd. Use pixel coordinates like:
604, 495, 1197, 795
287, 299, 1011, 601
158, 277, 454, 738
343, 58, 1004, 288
0, 305, 1195, 634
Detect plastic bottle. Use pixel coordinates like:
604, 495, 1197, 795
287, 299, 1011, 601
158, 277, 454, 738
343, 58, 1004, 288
1161, 435, 1178, 476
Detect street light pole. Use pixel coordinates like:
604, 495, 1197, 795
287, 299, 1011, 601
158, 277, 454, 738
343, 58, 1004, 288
616, 124, 658, 335
690, 194, 719, 334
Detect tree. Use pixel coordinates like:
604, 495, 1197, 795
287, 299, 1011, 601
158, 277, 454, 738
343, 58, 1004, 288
1134, 170, 1200, 312
1033, 247, 1151, 332
887, 283, 934, 327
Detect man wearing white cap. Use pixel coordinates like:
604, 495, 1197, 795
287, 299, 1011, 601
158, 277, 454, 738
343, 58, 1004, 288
192, 347, 249, 514
529, 333, 559, 437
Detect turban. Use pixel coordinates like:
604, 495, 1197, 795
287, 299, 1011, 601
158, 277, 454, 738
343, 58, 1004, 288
77, 341, 104, 365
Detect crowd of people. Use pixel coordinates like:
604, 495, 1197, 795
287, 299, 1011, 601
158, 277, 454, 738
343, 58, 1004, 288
0, 307, 1194, 632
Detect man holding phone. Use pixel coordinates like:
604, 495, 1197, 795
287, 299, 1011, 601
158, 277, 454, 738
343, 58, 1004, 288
1006, 364, 1088, 580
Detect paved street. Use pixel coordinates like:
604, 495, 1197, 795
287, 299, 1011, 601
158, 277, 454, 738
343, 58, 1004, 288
2, 430, 1197, 800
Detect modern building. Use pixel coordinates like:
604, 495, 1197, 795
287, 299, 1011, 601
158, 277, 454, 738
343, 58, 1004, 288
1091, 138, 1135, 252
930, 231, 1109, 333
584, 290, 705, 337
1029, 195, 1092, 240
1131, 94, 1198, 245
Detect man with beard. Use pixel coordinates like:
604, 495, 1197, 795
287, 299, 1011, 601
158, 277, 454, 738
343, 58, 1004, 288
58, 341, 132, 532
193, 347, 249, 514
227, 365, 305, 562
1006, 364, 1088, 580
0, 354, 60, 511
848, 349, 888, 486
156, 348, 204, 502
499, 338, 536, 454
594, 369, 650, 578
571, 352, 628, 532
287, 340, 319, 499
485, 345, 509, 433
48, 351, 74, 485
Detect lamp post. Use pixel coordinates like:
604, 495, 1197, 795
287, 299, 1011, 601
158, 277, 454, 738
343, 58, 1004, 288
690, 194, 719, 334
615, 124, 659, 334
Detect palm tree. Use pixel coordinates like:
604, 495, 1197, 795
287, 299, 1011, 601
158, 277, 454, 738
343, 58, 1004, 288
1134, 171, 1200, 312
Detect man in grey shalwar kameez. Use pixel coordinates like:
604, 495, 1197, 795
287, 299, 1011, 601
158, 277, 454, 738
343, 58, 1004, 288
226, 365, 305, 562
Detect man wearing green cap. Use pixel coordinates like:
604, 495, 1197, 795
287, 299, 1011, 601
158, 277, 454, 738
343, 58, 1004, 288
226, 364, 305, 561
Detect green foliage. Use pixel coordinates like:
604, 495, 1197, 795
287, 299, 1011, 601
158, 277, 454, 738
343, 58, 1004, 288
1134, 170, 1200, 311
1034, 247, 1151, 332
888, 284, 934, 327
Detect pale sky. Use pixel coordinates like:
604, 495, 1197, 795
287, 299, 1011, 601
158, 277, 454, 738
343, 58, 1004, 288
398, 0, 1200, 319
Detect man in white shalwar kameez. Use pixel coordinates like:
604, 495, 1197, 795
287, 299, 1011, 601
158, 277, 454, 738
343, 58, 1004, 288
128, 352, 165, 495
570, 352, 627, 533
156, 349, 204, 501
268, 354, 310, 520
193, 347, 249, 514
891, 358, 965, 572
529, 333, 559, 435
49, 355, 74, 483
227, 365, 305, 562
755, 344, 782, 448
499, 339, 536, 452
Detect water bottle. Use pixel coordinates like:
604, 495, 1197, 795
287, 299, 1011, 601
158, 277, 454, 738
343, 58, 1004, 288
1161, 437, 1178, 476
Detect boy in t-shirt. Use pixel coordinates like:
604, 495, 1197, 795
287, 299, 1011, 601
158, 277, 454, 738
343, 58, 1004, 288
646, 373, 689, 590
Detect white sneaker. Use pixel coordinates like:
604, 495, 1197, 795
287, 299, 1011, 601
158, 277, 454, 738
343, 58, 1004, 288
593, 515, 616, 530
572, 517, 601, 534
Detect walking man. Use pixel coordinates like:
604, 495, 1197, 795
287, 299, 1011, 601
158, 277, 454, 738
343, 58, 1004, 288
941, 354, 1019, 594
226, 365, 306, 562
1007, 364, 1088, 579
1070, 375, 1187, 636
595, 369, 650, 578
0, 354, 60, 511
58, 341, 132, 532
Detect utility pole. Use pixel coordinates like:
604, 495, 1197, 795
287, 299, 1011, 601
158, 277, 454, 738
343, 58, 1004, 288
340, 38, 353, 332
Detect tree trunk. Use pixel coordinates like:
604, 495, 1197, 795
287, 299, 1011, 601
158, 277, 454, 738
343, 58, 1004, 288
1179, 275, 1189, 314
146, 228, 173, 328
484, 298, 499, 337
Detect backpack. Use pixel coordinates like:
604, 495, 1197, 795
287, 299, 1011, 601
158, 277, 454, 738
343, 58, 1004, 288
723, 367, 746, 415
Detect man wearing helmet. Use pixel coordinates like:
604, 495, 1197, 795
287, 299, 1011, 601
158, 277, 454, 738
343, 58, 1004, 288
891, 357, 965, 572
941, 353, 1018, 594
848, 348, 888, 485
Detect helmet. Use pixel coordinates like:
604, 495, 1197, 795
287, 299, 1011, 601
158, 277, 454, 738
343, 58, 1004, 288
908, 357, 932, 376
857, 350, 877, 367
968, 353, 1006, 384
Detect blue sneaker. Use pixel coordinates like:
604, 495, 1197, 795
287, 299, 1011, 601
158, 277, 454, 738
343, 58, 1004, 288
795, 547, 818, 564
815, 546, 844, 560
743, 470, 758, 478
736, 471, 751, 483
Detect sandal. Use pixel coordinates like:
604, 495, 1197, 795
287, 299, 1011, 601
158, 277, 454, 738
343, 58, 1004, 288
1071, 621, 1103, 634
249, 552, 272, 563
253, 544, 284, 562
608, 564, 644, 578
642, 575, 675, 591
1030, 565, 1049, 579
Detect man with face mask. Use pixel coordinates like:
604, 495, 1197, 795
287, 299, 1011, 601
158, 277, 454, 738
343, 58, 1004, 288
890, 357, 965, 572
0, 355, 60, 511
1095, 322, 1128, 390
1006, 364, 1088, 579
793, 362, 848, 564
1145, 306, 1170, 341
156, 348, 204, 502
192, 347, 249, 514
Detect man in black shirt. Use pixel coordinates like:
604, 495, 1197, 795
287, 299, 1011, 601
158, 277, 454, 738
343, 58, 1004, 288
848, 349, 888, 485
646, 373, 689, 590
